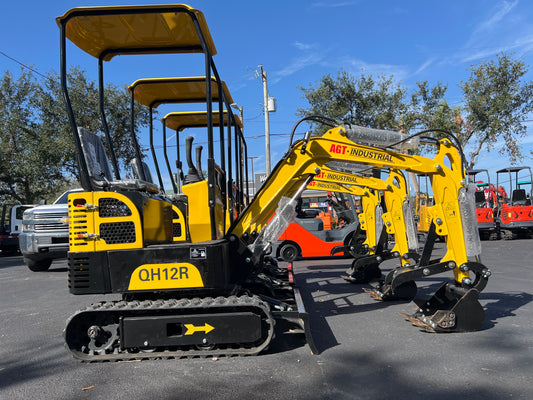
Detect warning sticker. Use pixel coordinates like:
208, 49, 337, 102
190, 247, 207, 259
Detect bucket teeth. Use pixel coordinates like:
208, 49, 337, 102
341, 274, 357, 283
363, 280, 417, 302
399, 312, 437, 332
363, 287, 385, 301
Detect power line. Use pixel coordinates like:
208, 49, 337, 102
0, 50, 49, 80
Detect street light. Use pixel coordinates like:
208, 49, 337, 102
230, 102, 243, 132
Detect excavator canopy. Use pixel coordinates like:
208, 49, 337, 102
163, 111, 242, 131
128, 77, 234, 108
56, 4, 217, 60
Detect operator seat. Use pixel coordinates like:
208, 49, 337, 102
77, 127, 159, 194
511, 189, 528, 206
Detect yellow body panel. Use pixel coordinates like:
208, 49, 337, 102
416, 193, 433, 232
182, 180, 224, 242
163, 111, 242, 131
142, 197, 173, 243
172, 204, 187, 242
68, 191, 143, 252
128, 263, 204, 290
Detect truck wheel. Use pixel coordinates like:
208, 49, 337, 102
279, 243, 299, 262
24, 258, 52, 272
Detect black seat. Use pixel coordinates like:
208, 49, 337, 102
474, 191, 486, 207
511, 189, 527, 206
131, 158, 155, 184
78, 127, 159, 194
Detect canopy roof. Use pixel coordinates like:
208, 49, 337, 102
496, 166, 532, 174
465, 169, 489, 175
128, 77, 233, 108
163, 111, 242, 131
56, 4, 216, 61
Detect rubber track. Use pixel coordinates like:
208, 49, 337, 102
64, 295, 275, 362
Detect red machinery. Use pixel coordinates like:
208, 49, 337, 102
496, 166, 533, 239
466, 169, 499, 240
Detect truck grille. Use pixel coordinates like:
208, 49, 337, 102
35, 222, 67, 231
34, 212, 66, 220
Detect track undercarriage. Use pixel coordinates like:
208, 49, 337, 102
64, 261, 315, 361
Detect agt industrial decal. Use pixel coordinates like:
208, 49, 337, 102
329, 144, 393, 162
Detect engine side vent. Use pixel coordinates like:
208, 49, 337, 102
100, 221, 136, 244
99, 198, 132, 218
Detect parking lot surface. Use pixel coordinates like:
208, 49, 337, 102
1, 239, 532, 399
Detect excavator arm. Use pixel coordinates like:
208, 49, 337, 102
231, 126, 477, 278
229, 125, 489, 332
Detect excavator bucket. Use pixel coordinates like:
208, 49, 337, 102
400, 261, 490, 332
341, 259, 382, 284
364, 280, 418, 301
401, 283, 484, 332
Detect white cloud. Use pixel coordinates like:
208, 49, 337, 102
293, 41, 315, 51
468, 0, 519, 45
271, 43, 325, 84
273, 54, 324, 82
336, 56, 409, 81
413, 57, 436, 76
451, 0, 528, 64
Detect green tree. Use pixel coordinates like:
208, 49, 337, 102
38, 66, 151, 177
297, 70, 449, 138
0, 69, 66, 204
459, 53, 533, 168
0, 66, 151, 204
298, 70, 408, 133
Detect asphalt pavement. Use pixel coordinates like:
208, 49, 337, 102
0, 239, 532, 400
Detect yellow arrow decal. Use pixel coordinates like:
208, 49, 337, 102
184, 323, 215, 335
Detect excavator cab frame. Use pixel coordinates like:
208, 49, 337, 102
128, 76, 247, 206
58, 5, 238, 242
496, 166, 533, 238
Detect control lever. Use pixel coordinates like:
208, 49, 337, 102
183, 136, 202, 185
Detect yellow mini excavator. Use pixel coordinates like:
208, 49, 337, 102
57, 5, 490, 361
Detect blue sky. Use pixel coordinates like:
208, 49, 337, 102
2, 0, 533, 186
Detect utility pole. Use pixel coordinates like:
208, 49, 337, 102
259, 65, 271, 175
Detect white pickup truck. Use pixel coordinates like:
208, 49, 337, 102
0, 204, 35, 255
19, 189, 80, 271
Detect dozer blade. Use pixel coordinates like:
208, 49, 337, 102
364, 280, 417, 301
401, 281, 485, 332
